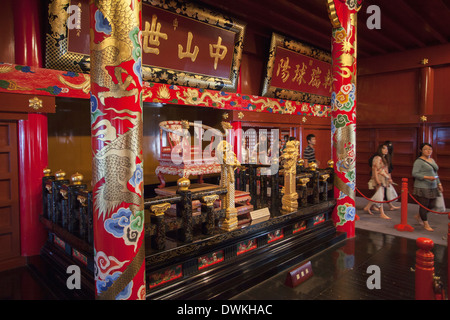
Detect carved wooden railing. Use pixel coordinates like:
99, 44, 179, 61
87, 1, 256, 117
144, 178, 227, 251
296, 162, 334, 206
41, 169, 93, 249
40, 160, 334, 256
235, 163, 280, 211
235, 161, 333, 212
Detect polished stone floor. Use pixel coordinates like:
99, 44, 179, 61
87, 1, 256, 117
0, 229, 447, 301
231, 228, 448, 300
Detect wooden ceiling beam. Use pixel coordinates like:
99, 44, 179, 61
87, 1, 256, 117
195, 0, 450, 59
196, 0, 332, 51
397, 0, 448, 44
369, 2, 427, 49
270, 0, 331, 30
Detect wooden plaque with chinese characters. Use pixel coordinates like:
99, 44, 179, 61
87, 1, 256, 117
262, 33, 332, 105
45, 0, 245, 91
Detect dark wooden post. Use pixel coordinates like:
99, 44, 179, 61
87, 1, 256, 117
248, 166, 257, 208
42, 168, 54, 220
67, 173, 86, 234
150, 203, 170, 250
201, 194, 219, 235
308, 163, 320, 204
319, 172, 330, 201
51, 170, 69, 226
271, 169, 280, 214
297, 176, 310, 207
176, 178, 193, 242
76, 190, 89, 242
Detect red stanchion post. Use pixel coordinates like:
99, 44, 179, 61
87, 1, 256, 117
394, 178, 414, 232
415, 237, 435, 300
448, 214, 449, 298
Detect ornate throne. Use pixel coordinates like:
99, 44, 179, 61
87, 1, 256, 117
155, 120, 253, 222
155, 120, 222, 189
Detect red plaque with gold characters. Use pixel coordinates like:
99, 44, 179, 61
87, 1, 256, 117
262, 33, 332, 105
46, 0, 245, 91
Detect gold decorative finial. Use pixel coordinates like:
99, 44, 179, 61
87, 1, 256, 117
420, 115, 427, 122
55, 169, 66, 180
43, 168, 51, 177
237, 112, 244, 119
420, 58, 429, 65
298, 177, 310, 187
327, 160, 334, 168
71, 172, 83, 185
202, 194, 219, 207
222, 112, 229, 119
302, 116, 307, 123
308, 162, 318, 171
29, 97, 43, 110
177, 177, 190, 191
150, 203, 171, 216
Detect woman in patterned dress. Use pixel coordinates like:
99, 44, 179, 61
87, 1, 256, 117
363, 143, 397, 219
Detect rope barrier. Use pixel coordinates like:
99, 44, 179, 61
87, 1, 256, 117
355, 185, 449, 214
355, 187, 401, 203
408, 192, 450, 215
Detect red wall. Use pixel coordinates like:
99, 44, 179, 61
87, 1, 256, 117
357, 44, 450, 203
0, 1, 14, 64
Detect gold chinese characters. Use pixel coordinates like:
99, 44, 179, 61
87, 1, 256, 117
142, 14, 228, 70
275, 55, 332, 93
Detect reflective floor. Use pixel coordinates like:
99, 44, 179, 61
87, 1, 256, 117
0, 228, 447, 300
231, 228, 448, 300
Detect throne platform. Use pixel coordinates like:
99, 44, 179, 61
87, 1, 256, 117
155, 120, 253, 223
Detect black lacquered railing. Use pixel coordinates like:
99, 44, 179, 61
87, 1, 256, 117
144, 185, 228, 250
235, 163, 333, 211
41, 171, 93, 248
41, 163, 334, 254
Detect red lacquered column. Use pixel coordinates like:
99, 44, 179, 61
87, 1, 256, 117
326, 0, 362, 238
232, 121, 242, 162
90, 0, 145, 300
415, 237, 435, 300
13, 0, 48, 256
394, 178, 414, 232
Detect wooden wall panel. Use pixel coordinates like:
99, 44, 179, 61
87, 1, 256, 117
240, 53, 264, 95
358, 45, 450, 203
357, 69, 420, 124
48, 100, 227, 188
0, 122, 20, 264
301, 127, 331, 167
47, 98, 92, 185
238, 27, 269, 96
433, 65, 450, 115
355, 127, 418, 198
432, 126, 450, 201
0, 0, 14, 64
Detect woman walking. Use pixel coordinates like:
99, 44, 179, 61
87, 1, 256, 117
363, 143, 397, 219
412, 143, 444, 231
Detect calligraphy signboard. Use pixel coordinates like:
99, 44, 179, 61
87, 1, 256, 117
46, 0, 245, 91
261, 33, 332, 105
